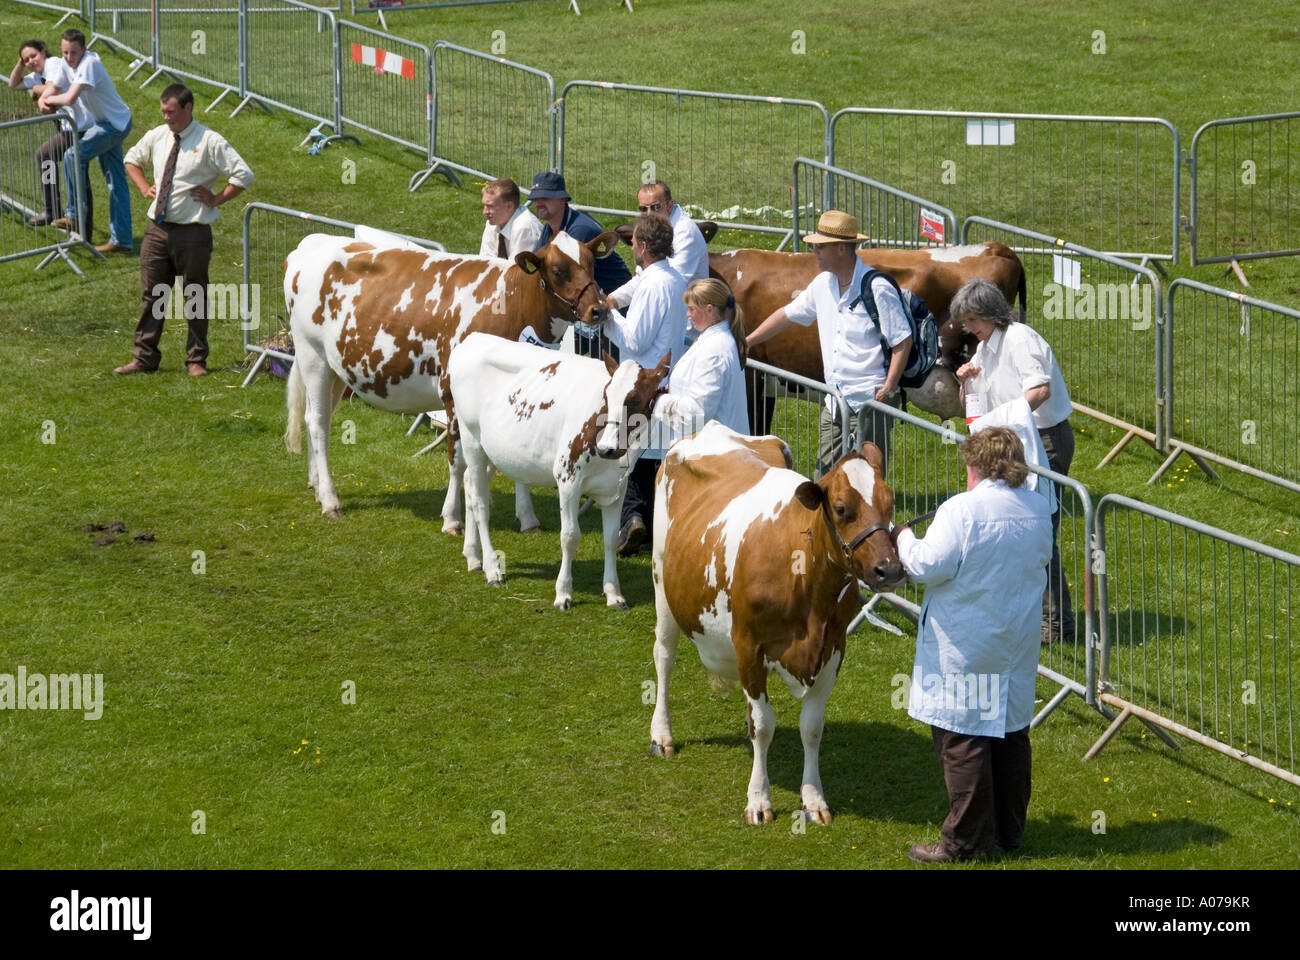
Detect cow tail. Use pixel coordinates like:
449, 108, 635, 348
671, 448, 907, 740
285, 357, 304, 454
707, 672, 739, 695
1017, 268, 1027, 323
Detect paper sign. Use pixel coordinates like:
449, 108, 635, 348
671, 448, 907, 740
920, 209, 945, 243
965, 119, 1015, 146
1052, 253, 1082, 290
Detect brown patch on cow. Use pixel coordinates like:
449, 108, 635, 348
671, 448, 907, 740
566, 396, 609, 476
341, 242, 374, 254
537, 400, 554, 410
539, 361, 560, 378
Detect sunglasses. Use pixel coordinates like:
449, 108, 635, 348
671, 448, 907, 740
636, 200, 667, 213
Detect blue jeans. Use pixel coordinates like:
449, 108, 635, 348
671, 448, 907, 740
65, 117, 133, 248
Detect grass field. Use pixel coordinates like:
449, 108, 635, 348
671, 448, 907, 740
1, 0, 1298, 870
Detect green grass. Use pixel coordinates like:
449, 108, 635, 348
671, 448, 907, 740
1, 0, 1298, 870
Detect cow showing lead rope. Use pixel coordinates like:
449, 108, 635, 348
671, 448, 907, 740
449, 333, 671, 611
282, 230, 615, 527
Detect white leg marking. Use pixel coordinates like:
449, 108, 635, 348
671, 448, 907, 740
515, 482, 541, 533
553, 482, 581, 610
600, 500, 627, 610
650, 566, 680, 756
745, 690, 776, 825
797, 649, 841, 825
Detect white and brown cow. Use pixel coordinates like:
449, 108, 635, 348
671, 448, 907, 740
450, 332, 670, 611
650, 422, 904, 824
282, 230, 615, 525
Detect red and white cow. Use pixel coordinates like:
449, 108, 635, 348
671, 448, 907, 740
282, 231, 614, 526
650, 422, 904, 824
449, 332, 671, 611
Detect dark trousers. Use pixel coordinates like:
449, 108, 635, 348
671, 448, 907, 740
621, 455, 660, 536
36, 129, 77, 221
817, 395, 899, 479
134, 221, 214, 369
931, 725, 1032, 858
1038, 419, 1076, 637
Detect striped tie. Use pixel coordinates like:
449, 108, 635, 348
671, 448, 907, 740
497, 232, 508, 259
153, 133, 182, 226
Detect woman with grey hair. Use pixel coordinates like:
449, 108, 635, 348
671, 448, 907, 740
950, 278, 1076, 645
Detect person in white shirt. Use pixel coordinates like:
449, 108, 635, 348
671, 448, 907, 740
8, 40, 76, 228
477, 177, 543, 260
746, 210, 912, 477
37, 29, 133, 253
114, 83, 253, 377
895, 426, 1053, 863
579, 214, 686, 556
653, 277, 750, 447
951, 279, 1075, 644
604, 181, 709, 330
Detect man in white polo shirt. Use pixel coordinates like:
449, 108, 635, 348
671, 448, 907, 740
478, 177, 542, 259
114, 83, 252, 377
747, 210, 912, 476
951, 278, 1076, 644
37, 29, 133, 253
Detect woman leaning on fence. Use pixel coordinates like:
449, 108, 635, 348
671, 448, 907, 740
7, 40, 77, 229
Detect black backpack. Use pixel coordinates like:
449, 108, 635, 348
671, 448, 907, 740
851, 269, 941, 389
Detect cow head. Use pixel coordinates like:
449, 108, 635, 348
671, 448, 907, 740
794, 442, 904, 589
594, 351, 672, 460
515, 231, 616, 330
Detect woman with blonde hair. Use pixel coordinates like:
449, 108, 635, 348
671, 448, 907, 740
617, 277, 750, 556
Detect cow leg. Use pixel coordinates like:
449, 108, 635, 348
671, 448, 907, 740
553, 483, 582, 611
600, 499, 628, 610
743, 679, 776, 825
301, 360, 343, 519
441, 445, 465, 536
796, 649, 842, 826
515, 483, 541, 534
461, 439, 503, 584
649, 573, 680, 757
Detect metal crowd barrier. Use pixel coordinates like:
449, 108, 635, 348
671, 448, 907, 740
844, 395, 1098, 723
0, 112, 96, 276
240, 201, 444, 386
831, 107, 1181, 265
152, 0, 241, 104
743, 357, 851, 481
1157, 279, 1300, 494
961, 216, 1171, 469
1089, 494, 1300, 786
237, 0, 344, 147
791, 157, 957, 252
337, 19, 433, 186
558, 81, 830, 246
88, 0, 156, 73
348, 0, 609, 33
9, 0, 86, 25
425, 42, 555, 190
1188, 112, 1300, 268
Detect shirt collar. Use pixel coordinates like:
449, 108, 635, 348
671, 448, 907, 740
985, 325, 1005, 354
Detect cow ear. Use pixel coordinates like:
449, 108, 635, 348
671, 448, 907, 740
859, 441, 885, 471
603, 352, 619, 376
515, 251, 541, 274
589, 231, 619, 258
698, 221, 718, 244
794, 481, 824, 511
614, 224, 635, 247
653, 351, 672, 379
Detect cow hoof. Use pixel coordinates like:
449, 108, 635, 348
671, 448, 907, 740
744, 804, 775, 825
466, 558, 482, 573
650, 741, 675, 759
803, 806, 833, 826
607, 595, 629, 611
487, 572, 504, 586
519, 524, 541, 534
442, 521, 464, 537
322, 506, 342, 519
554, 596, 573, 612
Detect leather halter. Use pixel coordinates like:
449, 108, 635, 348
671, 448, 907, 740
818, 498, 893, 580
538, 272, 597, 320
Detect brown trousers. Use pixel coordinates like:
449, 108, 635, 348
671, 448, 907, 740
133, 221, 214, 369
36, 129, 79, 222
931, 724, 1032, 858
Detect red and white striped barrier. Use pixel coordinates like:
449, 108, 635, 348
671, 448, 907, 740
350, 42, 415, 79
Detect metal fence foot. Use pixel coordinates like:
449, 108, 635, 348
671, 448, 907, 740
140, 69, 164, 89
1224, 259, 1250, 287
1147, 444, 1218, 485
1095, 428, 1139, 469
124, 57, 148, 81
240, 350, 270, 388
409, 163, 460, 192
1030, 682, 1077, 730
1083, 704, 1132, 761
406, 412, 428, 436
847, 591, 905, 636
205, 89, 233, 113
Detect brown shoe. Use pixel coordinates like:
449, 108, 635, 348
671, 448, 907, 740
29, 213, 53, 227
52, 217, 76, 231
95, 242, 132, 254
187, 363, 208, 377
113, 360, 155, 376
907, 843, 968, 864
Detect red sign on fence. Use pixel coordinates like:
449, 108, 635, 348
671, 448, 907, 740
920, 208, 945, 243
350, 43, 416, 79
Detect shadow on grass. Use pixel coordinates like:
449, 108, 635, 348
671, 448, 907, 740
1103, 609, 1194, 646
1020, 813, 1228, 859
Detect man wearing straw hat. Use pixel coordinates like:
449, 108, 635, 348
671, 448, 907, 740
747, 210, 912, 476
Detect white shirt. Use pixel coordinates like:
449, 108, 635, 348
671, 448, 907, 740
896, 478, 1052, 737
969, 397, 1057, 515
968, 322, 1072, 430
785, 261, 912, 413
66, 52, 131, 132
605, 258, 687, 374
608, 204, 710, 310
125, 119, 254, 225
653, 321, 749, 456
478, 204, 543, 260
25, 58, 85, 131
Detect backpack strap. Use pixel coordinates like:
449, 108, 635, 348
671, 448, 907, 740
850, 268, 906, 357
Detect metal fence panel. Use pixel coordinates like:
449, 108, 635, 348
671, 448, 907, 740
241, 202, 444, 381
0, 112, 93, 276
10, 0, 84, 22
962, 216, 1167, 456
90, 0, 156, 64
743, 358, 851, 481
1189, 113, 1300, 266
832, 108, 1180, 263
241, 0, 340, 132
791, 157, 957, 252
558, 81, 829, 244
429, 42, 554, 185
1163, 279, 1300, 494
338, 19, 432, 156
154, 0, 240, 97
1094, 494, 1300, 785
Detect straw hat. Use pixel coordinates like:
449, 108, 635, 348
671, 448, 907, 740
802, 210, 868, 244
